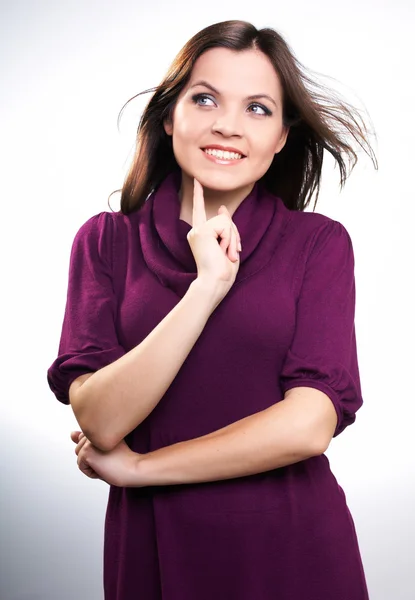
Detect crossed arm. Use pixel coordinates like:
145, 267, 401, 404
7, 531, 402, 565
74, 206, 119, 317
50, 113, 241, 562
68, 182, 346, 487
134, 385, 337, 486
73, 383, 337, 488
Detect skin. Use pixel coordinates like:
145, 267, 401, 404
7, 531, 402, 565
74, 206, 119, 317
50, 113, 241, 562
71, 48, 336, 486
163, 47, 289, 225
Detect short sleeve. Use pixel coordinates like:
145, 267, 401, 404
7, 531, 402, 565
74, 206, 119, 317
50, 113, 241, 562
47, 212, 126, 405
280, 219, 363, 437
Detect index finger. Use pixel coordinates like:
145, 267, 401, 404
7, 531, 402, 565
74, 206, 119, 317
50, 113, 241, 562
193, 178, 206, 228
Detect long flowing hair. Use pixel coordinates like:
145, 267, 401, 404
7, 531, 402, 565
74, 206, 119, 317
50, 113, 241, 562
110, 20, 377, 213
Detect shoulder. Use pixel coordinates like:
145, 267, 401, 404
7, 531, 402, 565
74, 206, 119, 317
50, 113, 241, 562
73, 211, 114, 242
74, 209, 135, 234
69, 211, 137, 271
74, 209, 141, 246
294, 211, 352, 252
270, 197, 356, 291
290, 216, 356, 291
275, 197, 353, 258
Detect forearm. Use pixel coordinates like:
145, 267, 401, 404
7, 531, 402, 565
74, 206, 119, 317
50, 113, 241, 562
73, 279, 221, 451
136, 395, 326, 486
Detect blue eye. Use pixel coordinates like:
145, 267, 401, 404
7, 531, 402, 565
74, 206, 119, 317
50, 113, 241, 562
192, 93, 215, 106
248, 103, 272, 116
191, 93, 272, 116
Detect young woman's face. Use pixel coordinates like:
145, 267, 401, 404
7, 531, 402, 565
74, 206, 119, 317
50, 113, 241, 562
164, 47, 289, 193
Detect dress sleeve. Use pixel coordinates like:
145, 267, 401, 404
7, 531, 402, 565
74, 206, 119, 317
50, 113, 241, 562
280, 219, 363, 437
47, 212, 126, 405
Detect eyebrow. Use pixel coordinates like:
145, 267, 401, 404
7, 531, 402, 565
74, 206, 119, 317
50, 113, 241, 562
189, 80, 278, 108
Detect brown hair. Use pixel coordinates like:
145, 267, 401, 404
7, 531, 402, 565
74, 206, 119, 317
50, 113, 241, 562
110, 20, 377, 213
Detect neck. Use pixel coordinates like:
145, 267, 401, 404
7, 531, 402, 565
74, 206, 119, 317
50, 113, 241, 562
178, 170, 255, 226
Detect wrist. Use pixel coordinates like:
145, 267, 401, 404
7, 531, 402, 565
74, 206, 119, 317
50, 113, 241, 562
123, 452, 149, 488
131, 452, 158, 487
189, 277, 224, 312
131, 447, 183, 487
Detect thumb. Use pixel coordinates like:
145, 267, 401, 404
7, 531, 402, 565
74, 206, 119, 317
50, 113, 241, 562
70, 431, 83, 443
217, 205, 228, 215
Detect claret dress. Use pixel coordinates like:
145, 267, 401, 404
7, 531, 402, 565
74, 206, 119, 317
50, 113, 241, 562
47, 169, 369, 599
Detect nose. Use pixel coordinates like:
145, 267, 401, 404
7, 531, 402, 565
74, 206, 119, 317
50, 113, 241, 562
211, 109, 243, 138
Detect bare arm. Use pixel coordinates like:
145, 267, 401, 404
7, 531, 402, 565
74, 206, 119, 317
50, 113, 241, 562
134, 387, 338, 486
70, 278, 221, 452
72, 387, 337, 488
71, 179, 241, 453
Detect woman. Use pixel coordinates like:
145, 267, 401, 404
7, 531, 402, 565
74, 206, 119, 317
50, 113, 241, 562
47, 19, 376, 600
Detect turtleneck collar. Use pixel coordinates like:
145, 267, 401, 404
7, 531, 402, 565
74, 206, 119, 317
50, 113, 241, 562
139, 169, 289, 298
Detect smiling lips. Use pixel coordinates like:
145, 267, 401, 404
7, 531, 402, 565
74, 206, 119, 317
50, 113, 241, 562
201, 147, 246, 165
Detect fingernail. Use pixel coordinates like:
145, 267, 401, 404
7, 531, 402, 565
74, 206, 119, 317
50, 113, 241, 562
238, 242, 242, 252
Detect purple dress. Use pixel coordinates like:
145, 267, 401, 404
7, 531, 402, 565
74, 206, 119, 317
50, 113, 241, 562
47, 170, 369, 599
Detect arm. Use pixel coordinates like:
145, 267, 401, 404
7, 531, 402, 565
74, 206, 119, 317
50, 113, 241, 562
134, 386, 338, 486
70, 278, 220, 452
63, 182, 241, 453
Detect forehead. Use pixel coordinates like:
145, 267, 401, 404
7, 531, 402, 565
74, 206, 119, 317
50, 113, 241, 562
186, 47, 283, 99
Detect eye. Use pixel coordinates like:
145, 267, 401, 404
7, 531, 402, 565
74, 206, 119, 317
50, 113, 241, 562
191, 93, 272, 116
191, 93, 216, 107
248, 103, 272, 116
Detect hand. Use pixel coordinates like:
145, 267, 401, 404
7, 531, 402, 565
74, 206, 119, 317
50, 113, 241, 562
71, 431, 143, 488
187, 179, 242, 297
70, 431, 101, 479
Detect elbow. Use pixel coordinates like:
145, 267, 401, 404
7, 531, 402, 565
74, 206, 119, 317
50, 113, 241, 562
283, 387, 337, 457
295, 419, 334, 458
290, 421, 331, 459
69, 375, 138, 453
76, 411, 120, 452
305, 426, 334, 457
81, 426, 117, 453
92, 430, 125, 452
294, 434, 326, 460
307, 436, 330, 457
71, 389, 118, 453
303, 413, 338, 457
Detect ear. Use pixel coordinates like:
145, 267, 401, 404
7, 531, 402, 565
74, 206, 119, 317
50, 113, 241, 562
274, 125, 290, 154
163, 116, 173, 136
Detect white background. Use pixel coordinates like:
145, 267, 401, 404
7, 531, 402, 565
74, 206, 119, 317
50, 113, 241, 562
1, 1, 414, 598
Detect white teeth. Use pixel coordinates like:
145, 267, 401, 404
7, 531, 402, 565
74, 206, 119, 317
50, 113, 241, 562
204, 148, 243, 160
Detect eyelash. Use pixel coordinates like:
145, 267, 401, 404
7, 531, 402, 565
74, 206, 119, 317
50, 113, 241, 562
191, 93, 273, 116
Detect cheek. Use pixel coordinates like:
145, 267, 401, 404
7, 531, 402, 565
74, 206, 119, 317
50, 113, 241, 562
250, 139, 277, 166
245, 135, 281, 179
171, 126, 196, 159
170, 122, 199, 171
250, 130, 283, 163
171, 105, 199, 139
257, 130, 281, 152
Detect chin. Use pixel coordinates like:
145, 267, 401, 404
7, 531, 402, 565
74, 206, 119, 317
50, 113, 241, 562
196, 172, 252, 192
